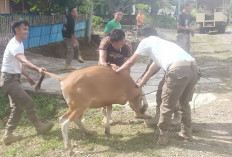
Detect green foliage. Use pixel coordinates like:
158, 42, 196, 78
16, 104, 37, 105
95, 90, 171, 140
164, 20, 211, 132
146, 15, 177, 29
135, 4, 149, 14
12, 0, 92, 15
92, 15, 103, 29
93, 0, 108, 16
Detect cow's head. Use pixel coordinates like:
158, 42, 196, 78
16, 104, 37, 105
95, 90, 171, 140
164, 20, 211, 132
128, 90, 150, 119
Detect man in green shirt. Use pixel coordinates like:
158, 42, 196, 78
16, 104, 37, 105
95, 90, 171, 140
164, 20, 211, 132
104, 9, 123, 37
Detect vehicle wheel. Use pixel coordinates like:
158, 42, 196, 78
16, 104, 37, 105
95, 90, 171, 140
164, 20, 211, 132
221, 26, 226, 33
199, 27, 205, 34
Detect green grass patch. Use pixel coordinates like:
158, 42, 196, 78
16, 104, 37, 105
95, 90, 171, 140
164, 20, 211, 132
0, 88, 161, 156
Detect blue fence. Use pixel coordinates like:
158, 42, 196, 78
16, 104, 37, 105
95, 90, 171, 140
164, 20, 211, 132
23, 21, 87, 49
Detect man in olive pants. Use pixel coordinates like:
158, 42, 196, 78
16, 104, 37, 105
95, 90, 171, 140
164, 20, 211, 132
62, 7, 84, 70
114, 26, 200, 145
1, 20, 53, 145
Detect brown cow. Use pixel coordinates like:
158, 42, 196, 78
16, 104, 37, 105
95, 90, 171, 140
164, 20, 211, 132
36, 65, 151, 149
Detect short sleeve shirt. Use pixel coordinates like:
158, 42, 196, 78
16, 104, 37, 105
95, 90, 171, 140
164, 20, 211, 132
135, 36, 195, 71
177, 12, 193, 34
104, 19, 121, 35
62, 14, 75, 38
1, 37, 24, 74
99, 36, 132, 66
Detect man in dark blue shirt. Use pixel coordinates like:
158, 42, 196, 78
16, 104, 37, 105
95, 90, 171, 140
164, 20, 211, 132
62, 7, 84, 70
176, 1, 195, 53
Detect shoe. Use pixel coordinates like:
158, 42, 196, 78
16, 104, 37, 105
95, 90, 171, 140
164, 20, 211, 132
65, 64, 76, 70
157, 129, 168, 145
77, 56, 84, 63
144, 109, 160, 127
2, 133, 23, 145
35, 122, 54, 135
178, 131, 193, 142
171, 111, 181, 126
178, 124, 193, 142
144, 114, 160, 127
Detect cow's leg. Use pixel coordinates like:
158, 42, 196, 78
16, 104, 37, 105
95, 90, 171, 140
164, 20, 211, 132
59, 116, 70, 149
102, 107, 107, 124
102, 106, 116, 125
105, 105, 112, 135
74, 116, 92, 135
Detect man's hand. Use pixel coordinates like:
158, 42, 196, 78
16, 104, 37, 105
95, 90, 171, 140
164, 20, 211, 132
99, 62, 110, 67
189, 27, 195, 36
110, 64, 119, 71
136, 79, 144, 88
38, 67, 46, 74
27, 77, 35, 86
73, 40, 78, 47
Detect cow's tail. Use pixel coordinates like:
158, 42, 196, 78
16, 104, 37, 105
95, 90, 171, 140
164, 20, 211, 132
35, 71, 64, 91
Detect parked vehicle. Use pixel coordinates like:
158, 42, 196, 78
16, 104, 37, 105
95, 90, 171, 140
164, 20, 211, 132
196, 0, 229, 33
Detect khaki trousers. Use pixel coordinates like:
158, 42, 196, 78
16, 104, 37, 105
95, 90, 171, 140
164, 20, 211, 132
157, 62, 200, 131
0, 73, 38, 132
63, 38, 81, 65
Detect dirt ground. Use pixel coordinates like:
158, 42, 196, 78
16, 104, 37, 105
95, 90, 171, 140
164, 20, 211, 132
0, 27, 232, 157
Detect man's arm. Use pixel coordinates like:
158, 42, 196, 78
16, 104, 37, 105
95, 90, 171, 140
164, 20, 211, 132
16, 54, 45, 73
98, 50, 108, 66
137, 62, 160, 88
21, 66, 35, 85
177, 24, 195, 32
115, 53, 141, 73
71, 34, 77, 47
137, 59, 160, 82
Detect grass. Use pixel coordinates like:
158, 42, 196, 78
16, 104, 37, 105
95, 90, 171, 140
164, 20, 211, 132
0, 88, 161, 156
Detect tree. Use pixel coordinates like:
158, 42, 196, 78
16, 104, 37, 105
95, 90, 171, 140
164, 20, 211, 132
12, 0, 92, 15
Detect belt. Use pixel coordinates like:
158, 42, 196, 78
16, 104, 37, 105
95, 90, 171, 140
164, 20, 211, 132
168, 61, 197, 70
2, 72, 21, 78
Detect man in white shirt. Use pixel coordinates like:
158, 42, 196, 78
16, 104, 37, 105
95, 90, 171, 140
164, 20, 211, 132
0, 20, 53, 145
114, 26, 200, 145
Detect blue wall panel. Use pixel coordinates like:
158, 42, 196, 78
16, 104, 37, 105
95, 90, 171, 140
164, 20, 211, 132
41, 25, 51, 35
56, 32, 63, 42
49, 34, 57, 43
29, 37, 40, 47
29, 26, 41, 37
51, 25, 58, 34
40, 35, 50, 46
57, 24, 63, 33
26, 21, 87, 49
23, 38, 29, 49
